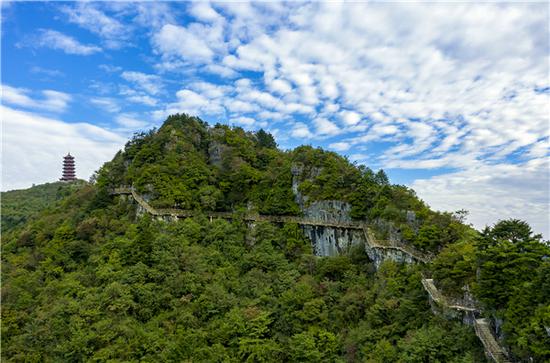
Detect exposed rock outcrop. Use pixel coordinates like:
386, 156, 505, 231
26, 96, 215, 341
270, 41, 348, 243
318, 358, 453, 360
302, 225, 363, 256
290, 163, 429, 265
291, 162, 362, 256
365, 244, 417, 268
114, 186, 430, 266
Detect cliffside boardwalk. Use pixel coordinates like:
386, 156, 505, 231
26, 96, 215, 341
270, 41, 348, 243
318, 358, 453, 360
421, 278, 478, 312
421, 278, 512, 363
112, 187, 432, 263
474, 319, 513, 363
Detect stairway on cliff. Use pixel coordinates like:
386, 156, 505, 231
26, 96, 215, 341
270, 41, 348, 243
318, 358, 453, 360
421, 279, 513, 362
421, 278, 447, 306
474, 319, 512, 363
421, 278, 479, 312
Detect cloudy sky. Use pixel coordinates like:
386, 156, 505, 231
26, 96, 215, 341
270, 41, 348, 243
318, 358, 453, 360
1, 1, 549, 237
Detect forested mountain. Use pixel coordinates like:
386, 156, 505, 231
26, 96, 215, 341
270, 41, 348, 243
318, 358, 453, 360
2, 114, 549, 362
1, 181, 86, 232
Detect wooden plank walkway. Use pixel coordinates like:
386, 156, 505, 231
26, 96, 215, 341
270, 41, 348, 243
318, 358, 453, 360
113, 187, 432, 263
421, 278, 479, 312
420, 278, 512, 362
474, 319, 512, 363
117, 187, 369, 228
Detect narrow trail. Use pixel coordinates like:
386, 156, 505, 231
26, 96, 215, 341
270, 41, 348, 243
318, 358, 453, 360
421, 278, 512, 363
421, 278, 479, 312
474, 319, 513, 363
113, 187, 432, 263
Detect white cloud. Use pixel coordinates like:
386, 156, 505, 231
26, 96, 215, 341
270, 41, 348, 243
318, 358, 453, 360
412, 158, 550, 239
30, 66, 64, 78
99, 64, 122, 73
130, 2, 176, 30
329, 142, 350, 152
90, 97, 120, 113
62, 3, 128, 49
122, 2, 550, 235
121, 71, 162, 95
268, 79, 293, 95
2, 85, 72, 112
339, 110, 361, 126
41, 91, 72, 111
118, 86, 158, 107
225, 99, 259, 113
189, 2, 224, 23
115, 114, 148, 129
2, 85, 34, 107
230, 116, 255, 126
127, 95, 158, 107
203, 64, 238, 78
34, 29, 101, 55
291, 122, 313, 138
1, 106, 125, 191
154, 87, 226, 121
152, 23, 218, 63
314, 118, 340, 136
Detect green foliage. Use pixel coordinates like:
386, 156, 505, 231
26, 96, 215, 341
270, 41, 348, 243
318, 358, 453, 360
1, 181, 87, 231
91, 115, 471, 254
255, 129, 277, 149
2, 184, 486, 361
94, 114, 301, 215
431, 241, 476, 297
3, 115, 544, 362
429, 218, 550, 361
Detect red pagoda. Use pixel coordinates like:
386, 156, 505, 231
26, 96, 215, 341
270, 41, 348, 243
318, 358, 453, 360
60, 153, 77, 181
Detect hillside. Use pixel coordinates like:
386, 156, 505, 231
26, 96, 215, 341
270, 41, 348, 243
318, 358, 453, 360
95, 114, 467, 255
1, 181, 87, 232
2, 114, 549, 362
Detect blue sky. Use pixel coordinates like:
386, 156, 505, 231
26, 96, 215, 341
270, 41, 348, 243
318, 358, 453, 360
2, 1, 549, 237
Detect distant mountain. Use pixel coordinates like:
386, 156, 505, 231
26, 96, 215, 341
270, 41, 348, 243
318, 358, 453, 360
1, 180, 86, 232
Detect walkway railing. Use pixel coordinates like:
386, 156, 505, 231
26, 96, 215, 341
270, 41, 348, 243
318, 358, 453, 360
363, 228, 434, 263
421, 278, 512, 362
112, 186, 432, 263
421, 278, 479, 312
474, 319, 512, 363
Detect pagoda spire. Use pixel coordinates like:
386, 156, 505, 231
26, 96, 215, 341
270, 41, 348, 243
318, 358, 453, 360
60, 153, 77, 181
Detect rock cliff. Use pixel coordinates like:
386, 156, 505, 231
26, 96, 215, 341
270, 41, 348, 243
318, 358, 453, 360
291, 163, 363, 256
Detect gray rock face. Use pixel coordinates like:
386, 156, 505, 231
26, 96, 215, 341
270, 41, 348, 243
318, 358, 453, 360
494, 317, 505, 341
208, 140, 226, 167
302, 225, 363, 256
372, 218, 403, 244
207, 129, 228, 167
291, 162, 359, 256
364, 244, 416, 268
302, 200, 352, 224
290, 162, 423, 265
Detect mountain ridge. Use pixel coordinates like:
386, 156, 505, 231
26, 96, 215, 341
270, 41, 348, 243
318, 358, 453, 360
2, 113, 548, 362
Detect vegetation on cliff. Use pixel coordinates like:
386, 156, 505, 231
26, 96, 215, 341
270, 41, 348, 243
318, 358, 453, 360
1, 181, 86, 232
431, 219, 550, 360
95, 114, 467, 254
2, 186, 484, 362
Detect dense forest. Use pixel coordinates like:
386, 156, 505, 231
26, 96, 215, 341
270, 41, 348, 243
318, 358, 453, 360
2, 114, 549, 362
1, 181, 86, 231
